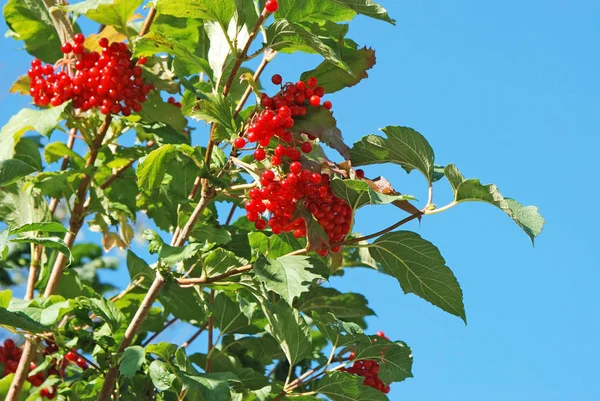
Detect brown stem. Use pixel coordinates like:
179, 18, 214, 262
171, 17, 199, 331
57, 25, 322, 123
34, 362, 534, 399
142, 317, 178, 347
44, 115, 112, 297
206, 290, 215, 373
48, 128, 77, 215
177, 264, 253, 286
334, 211, 423, 247
224, 204, 237, 226
4, 340, 37, 401
181, 321, 209, 349
98, 184, 216, 400
172, 182, 216, 247
233, 49, 276, 119
139, 7, 157, 36
100, 159, 136, 190
40, 0, 75, 44
97, 274, 166, 401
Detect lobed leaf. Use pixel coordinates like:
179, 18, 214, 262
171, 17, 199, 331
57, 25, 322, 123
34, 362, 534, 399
253, 254, 326, 305
350, 126, 435, 183
444, 164, 545, 243
119, 345, 145, 378
330, 178, 414, 211
315, 371, 389, 401
156, 0, 235, 29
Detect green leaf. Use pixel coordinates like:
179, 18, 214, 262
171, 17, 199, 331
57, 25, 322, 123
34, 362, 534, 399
159, 243, 202, 265
8, 296, 73, 326
149, 359, 176, 391
253, 254, 326, 305
192, 223, 232, 245
330, 0, 395, 24
136, 144, 177, 191
0, 184, 47, 227
181, 372, 233, 401
262, 300, 312, 366
0, 158, 36, 187
352, 335, 413, 383
444, 164, 545, 244
11, 236, 72, 263
156, 0, 235, 28
136, 91, 188, 131
204, 248, 245, 276
68, 0, 143, 34
291, 106, 350, 159
14, 137, 43, 171
10, 222, 68, 235
212, 292, 254, 335
0, 306, 49, 333
3, 0, 63, 62
312, 311, 362, 348
315, 371, 389, 401
266, 19, 350, 73
44, 141, 86, 168
119, 345, 146, 378
134, 31, 212, 78
150, 14, 207, 61
80, 296, 125, 332
297, 287, 374, 328
274, 0, 356, 23
300, 43, 376, 93
369, 231, 466, 322
0, 290, 11, 308
248, 232, 304, 259
190, 94, 237, 142
0, 104, 68, 162
350, 126, 435, 183
330, 178, 414, 210
147, 342, 178, 361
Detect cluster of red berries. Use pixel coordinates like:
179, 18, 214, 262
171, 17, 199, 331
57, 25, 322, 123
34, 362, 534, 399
343, 331, 392, 394
167, 96, 182, 108
27, 33, 153, 116
237, 75, 348, 255
0, 338, 88, 399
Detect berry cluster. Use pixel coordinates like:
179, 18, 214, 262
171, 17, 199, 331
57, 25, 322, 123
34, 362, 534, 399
343, 331, 392, 394
238, 75, 348, 255
0, 338, 88, 399
27, 33, 153, 116
167, 96, 182, 109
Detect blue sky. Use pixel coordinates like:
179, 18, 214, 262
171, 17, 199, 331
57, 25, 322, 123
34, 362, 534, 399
1, 1, 599, 400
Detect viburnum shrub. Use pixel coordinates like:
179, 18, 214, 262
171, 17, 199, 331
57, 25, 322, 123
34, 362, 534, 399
0, 1, 544, 400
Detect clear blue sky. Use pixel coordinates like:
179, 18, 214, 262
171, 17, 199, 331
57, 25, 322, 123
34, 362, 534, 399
1, 1, 599, 400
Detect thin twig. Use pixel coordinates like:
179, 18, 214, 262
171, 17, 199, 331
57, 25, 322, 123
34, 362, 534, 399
233, 49, 277, 118
176, 265, 253, 286
224, 204, 237, 226
142, 317, 178, 347
181, 321, 209, 349
333, 211, 424, 247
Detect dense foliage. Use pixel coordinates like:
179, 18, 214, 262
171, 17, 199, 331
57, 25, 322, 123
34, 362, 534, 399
0, 0, 544, 400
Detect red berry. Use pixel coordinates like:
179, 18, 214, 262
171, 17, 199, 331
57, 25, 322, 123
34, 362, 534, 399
309, 95, 321, 107
301, 142, 313, 153
138, 56, 148, 65
315, 86, 325, 97
255, 219, 267, 230
60, 43, 72, 53
356, 169, 365, 178
265, 0, 279, 13
99, 37, 109, 48
271, 74, 282, 85
4, 339, 15, 349
73, 33, 85, 44
254, 148, 266, 161
307, 76, 318, 88
290, 161, 302, 174
234, 137, 246, 148
72, 43, 84, 54
65, 351, 78, 362
323, 100, 332, 110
